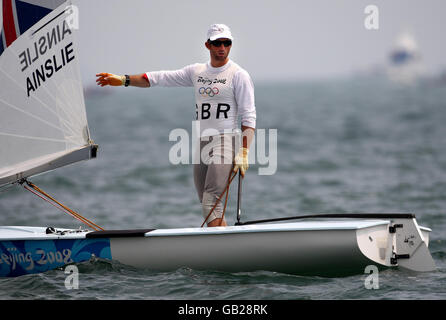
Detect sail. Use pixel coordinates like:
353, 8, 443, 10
0, 0, 96, 186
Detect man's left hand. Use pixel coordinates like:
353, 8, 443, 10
233, 147, 249, 177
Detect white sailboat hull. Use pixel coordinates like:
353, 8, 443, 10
111, 223, 377, 276
0, 216, 436, 277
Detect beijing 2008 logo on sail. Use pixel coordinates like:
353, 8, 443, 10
199, 87, 219, 97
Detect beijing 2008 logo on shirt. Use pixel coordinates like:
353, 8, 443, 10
199, 87, 219, 97
197, 76, 227, 85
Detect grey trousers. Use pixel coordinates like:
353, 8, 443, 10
194, 134, 237, 223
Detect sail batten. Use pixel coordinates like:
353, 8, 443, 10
0, 0, 96, 185
0, 96, 65, 132
0, 131, 67, 143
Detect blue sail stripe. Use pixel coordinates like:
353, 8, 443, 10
0, 34, 4, 56
15, 0, 53, 37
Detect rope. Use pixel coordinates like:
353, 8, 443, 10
215, 172, 232, 227
201, 169, 238, 227
21, 180, 104, 231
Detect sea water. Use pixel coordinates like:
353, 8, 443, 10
1, 77, 445, 300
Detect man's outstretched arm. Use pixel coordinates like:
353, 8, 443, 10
95, 73, 150, 88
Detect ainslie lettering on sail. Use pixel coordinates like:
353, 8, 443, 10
18, 19, 75, 97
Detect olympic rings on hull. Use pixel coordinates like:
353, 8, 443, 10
199, 87, 219, 97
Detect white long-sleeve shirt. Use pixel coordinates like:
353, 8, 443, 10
146, 60, 256, 137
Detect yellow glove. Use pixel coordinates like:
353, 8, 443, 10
233, 147, 249, 177
95, 72, 126, 86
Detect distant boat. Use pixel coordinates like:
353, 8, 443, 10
387, 32, 424, 85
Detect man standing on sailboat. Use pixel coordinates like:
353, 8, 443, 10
96, 24, 256, 227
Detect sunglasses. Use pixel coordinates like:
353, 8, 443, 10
209, 39, 232, 47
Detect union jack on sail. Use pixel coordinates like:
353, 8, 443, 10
1, 0, 65, 56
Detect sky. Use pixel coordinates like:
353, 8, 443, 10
3, 0, 446, 85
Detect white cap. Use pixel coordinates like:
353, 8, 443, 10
207, 24, 233, 41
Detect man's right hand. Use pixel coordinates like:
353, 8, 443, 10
96, 73, 125, 86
